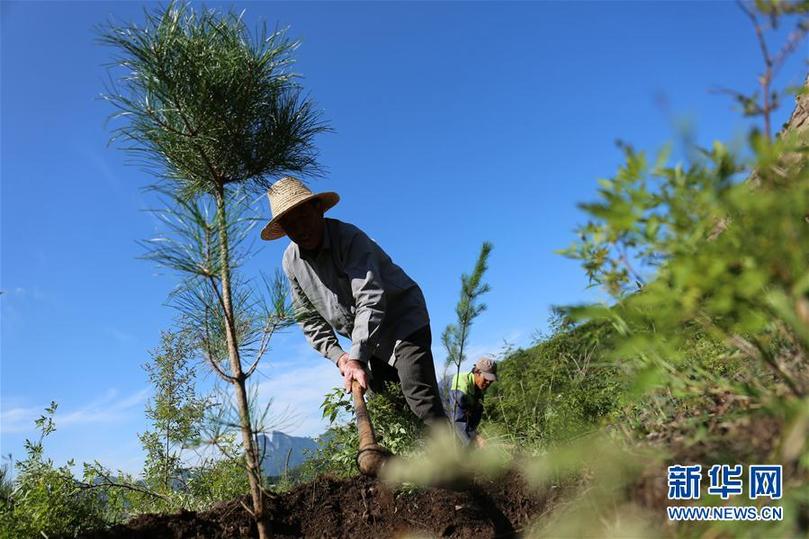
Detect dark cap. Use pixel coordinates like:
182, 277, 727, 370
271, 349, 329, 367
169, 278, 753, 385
474, 357, 497, 381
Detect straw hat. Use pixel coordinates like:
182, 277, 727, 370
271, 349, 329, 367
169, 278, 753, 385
260, 176, 340, 241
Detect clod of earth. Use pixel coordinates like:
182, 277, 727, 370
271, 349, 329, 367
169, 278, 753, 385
82, 471, 555, 539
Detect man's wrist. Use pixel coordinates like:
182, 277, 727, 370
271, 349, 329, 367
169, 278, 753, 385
327, 345, 348, 365
343, 358, 363, 368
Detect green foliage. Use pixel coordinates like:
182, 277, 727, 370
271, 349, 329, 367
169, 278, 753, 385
294, 384, 423, 482
441, 241, 493, 421
101, 4, 323, 533
383, 8, 809, 537
567, 129, 809, 393
141, 188, 294, 367
485, 320, 627, 447
90, 434, 250, 520
133, 157, 296, 534
139, 329, 207, 494
546, 110, 809, 535
0, 464, 12, 505
296, 388, 360, 479
0, 399, 251, 538
73, 3, 806, 537
99, 1, 328, 198
184, 453, 250, 508
364, 384, 424, 456
557, 140, 742, 298
442, 242, 493, 370
385, 127, 809, 536
0, 403, 106, 539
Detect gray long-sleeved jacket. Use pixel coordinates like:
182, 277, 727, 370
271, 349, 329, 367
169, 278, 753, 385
281, 218, 429, 366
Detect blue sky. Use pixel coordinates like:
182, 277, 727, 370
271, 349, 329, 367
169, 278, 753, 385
2, 1, 805, 475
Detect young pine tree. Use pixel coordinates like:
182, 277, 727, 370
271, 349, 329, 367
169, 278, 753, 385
99, 4, 325, 535
442, 242, 493, 422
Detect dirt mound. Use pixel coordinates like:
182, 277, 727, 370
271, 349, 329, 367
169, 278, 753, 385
81, 471, 553, 538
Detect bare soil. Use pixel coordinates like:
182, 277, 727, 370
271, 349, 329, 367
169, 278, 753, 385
81, 471, 554, 539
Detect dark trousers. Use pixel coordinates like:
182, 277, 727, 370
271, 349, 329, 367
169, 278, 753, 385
368, 324, 448, 426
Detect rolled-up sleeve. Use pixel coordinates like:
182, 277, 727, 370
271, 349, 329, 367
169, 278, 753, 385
284, 262, 346, 365
343, 231, 387, 363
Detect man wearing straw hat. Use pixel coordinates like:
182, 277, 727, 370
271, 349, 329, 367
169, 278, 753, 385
262, 176, 448, 427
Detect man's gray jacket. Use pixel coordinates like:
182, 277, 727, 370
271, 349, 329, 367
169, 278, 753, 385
281, 218, 430, 366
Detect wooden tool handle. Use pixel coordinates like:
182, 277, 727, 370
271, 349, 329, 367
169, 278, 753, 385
352, 380, 377, 450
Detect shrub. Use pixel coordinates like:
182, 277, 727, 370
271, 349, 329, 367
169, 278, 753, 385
0, 403, 106, 539
293, 383, 423, 482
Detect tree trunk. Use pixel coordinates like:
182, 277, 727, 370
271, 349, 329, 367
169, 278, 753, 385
165, 423, 170, 492
214, 185, 270, 539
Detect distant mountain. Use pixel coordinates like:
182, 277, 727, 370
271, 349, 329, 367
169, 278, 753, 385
257, 431, 318, 477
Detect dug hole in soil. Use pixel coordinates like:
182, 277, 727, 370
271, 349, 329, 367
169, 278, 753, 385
83, 471, 555, 538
